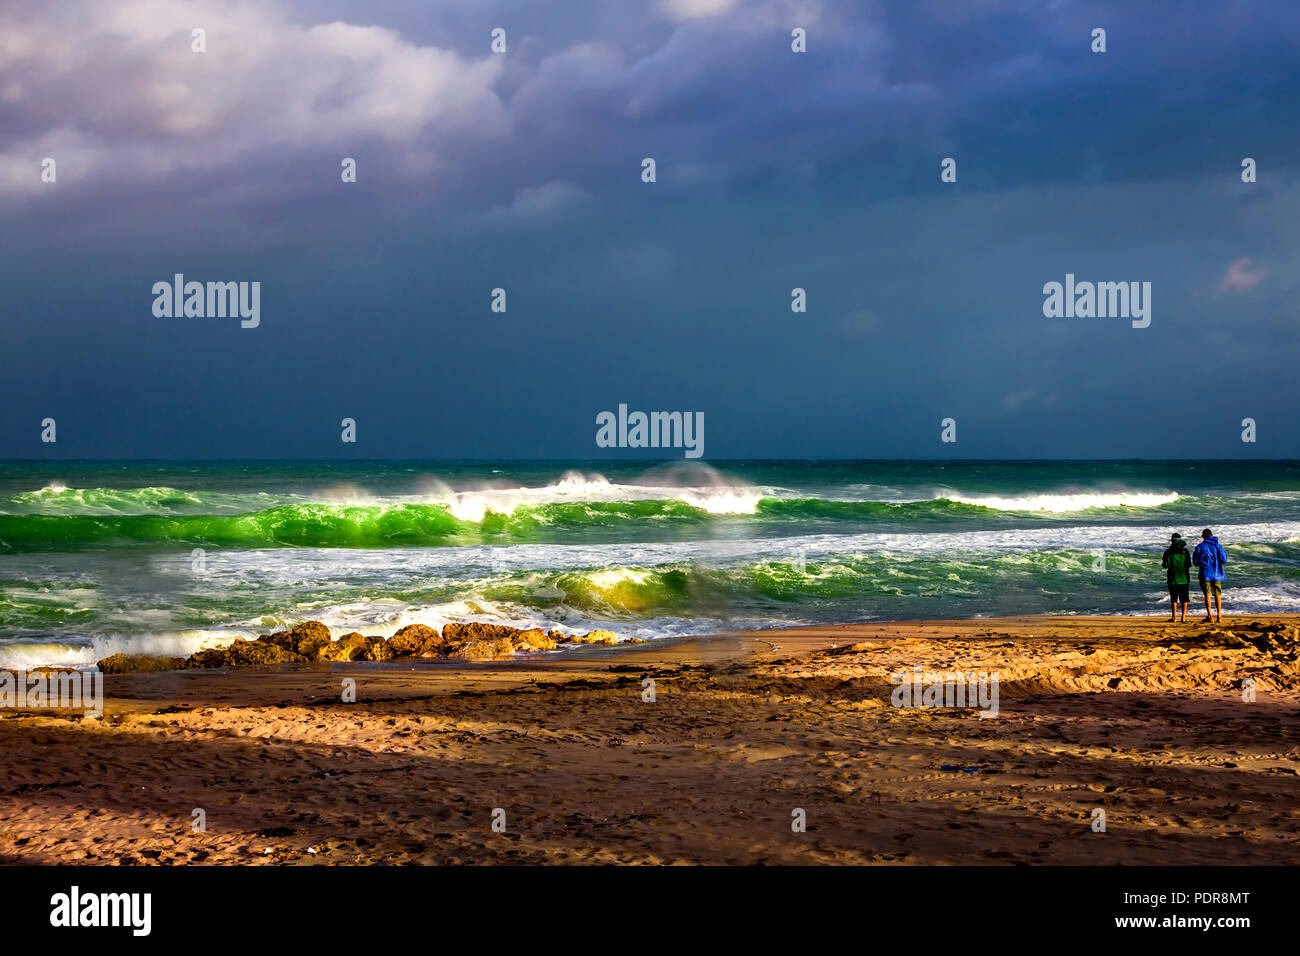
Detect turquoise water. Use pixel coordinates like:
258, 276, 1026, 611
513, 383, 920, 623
1, 460, 1298, 667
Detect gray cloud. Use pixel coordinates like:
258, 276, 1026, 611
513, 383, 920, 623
2, 0, 1298, 458
0, 0, 507, 197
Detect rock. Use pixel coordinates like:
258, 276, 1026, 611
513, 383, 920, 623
288, 621, 332, 657
258, 623, 331, 657
93, 619, 628, 673
439, 621, 590, 657
258, 630, 295, 651
515, 628, 558, 651
315, 632, 370, 662
223, 640, 304, 667
442, 622, 524, 644
96, 654, 188, 675
27, 666, 87, 678
389, 623, 440, 657
572, 629, 620, 646
441, 622, 528, 657
188, 648, 228, 669
447, 637, 518, 660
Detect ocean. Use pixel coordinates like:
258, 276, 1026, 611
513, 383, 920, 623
1, 459, 1297, 669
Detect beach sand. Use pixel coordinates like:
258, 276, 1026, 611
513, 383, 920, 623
2, 615, 1297, 865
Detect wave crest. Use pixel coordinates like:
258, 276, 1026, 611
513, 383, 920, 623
940, 490, 1180, 512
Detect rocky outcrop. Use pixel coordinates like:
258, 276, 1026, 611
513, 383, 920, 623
96, 653, 190, 674
364, 636, 394, 662
26, 666, 88, 678
441, 622, 576, 657
447, 637, 518, 660
315, 632, 371, 662
188, 648, 228, 669
570, 629, 620, 645
290, 622, 333, 657
516, 628, 558, 651
259, 621, 333, 658
259, 631, 294, 651
95, 619, 627, 673
442, 622, 524, 645
224, 639, 305, 667
388, 623, 441, 657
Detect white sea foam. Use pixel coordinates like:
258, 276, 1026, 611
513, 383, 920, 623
230, 596, 722, 649
673, 487, 763, 514
941, 490, 1180, 512
1208, 583, 1300, 611
5, 495, 1299, 667
1122, 582, 1300, 615
9, 511, 1298, 667
412, 469, 767, 520
145, 519, 1300, 588
0, 483, 286, 516
315, 483, 378, 505
2, 474, 1196, 521
0, 629, 235, 671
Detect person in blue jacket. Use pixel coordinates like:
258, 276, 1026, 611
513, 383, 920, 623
1192, 528, 1227, 623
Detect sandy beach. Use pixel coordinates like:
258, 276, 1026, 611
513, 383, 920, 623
2, 614, 1298, 866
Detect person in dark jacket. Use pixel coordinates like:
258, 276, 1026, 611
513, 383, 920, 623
1192, 528, 1228, 623
1161, 533, 1192, 622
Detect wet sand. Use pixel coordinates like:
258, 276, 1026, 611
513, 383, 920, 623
2, 615, 1298, 865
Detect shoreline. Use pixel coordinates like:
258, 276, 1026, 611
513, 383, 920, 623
5, 605, 1292, 676
3, 613, 1298, 865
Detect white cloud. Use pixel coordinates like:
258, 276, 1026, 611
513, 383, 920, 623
0, 0, 507, 197
656, 0, 739, 22
487, 180, 588, 223
1219, 256, 1266, 293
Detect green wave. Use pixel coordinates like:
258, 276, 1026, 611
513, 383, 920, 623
480, 498, 709, 533
0, 496, 997, 551
0, 492, 1218, 552
479, 548, 1209, 616
0, 484, 282, 515
0, 504, 467, 551
756, 497, 994, 519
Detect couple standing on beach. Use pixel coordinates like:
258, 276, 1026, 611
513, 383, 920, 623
1161, 529, 1227, 623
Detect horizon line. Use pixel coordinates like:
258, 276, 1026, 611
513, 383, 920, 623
1, 457, 1297, 465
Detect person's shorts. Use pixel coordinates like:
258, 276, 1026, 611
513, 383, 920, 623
1199, 579, 1222, 596
1169, 583, 1190, 603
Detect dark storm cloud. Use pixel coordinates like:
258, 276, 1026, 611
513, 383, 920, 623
1, 0, 1297, 459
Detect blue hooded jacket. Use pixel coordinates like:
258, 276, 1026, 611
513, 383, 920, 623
1192, 536, 1227, 582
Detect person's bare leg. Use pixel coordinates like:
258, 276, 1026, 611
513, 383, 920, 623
1213, 590, 1222, 623
1201, 585, 1213, 622
1167, 594, 1176, 622
1179, 601, 1186, 623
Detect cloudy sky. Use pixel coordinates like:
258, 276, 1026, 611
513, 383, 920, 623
1, 0, 1297, 459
